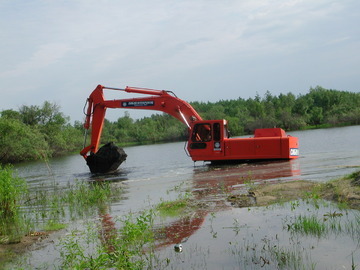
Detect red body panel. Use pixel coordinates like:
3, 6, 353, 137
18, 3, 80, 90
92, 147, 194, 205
187, 124, 298, 162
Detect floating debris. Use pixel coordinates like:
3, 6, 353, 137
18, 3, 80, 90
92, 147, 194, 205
174, 243, 183, 252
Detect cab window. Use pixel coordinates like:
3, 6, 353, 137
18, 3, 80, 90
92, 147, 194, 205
213, 123, 221, 141
192, 124, 212, 142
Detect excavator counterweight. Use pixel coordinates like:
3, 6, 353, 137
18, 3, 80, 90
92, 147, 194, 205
81, 85, 299, 173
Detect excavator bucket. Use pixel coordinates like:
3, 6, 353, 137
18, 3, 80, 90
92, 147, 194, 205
86, 142, 127, 173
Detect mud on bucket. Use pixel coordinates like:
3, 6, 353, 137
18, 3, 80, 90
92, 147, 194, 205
86, 142, 127, 173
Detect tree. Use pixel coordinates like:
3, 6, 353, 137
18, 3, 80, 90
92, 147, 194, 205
0, 118, 50, 163
309, 107, 323, 126
0, 109, 21, 120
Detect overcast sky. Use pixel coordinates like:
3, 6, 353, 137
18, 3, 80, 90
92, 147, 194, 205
1, 0, 359, 122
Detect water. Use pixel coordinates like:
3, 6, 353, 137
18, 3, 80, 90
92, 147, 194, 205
15, 126, 360, 192
12, 126, 360, 269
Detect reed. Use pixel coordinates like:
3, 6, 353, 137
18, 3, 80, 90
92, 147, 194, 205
286, 214, 326, 237
58, 210, 156, 269
0, 165, 29, 243
0, 165, 27, 219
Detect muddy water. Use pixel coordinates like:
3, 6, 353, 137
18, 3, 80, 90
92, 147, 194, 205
13, 125, 360, 269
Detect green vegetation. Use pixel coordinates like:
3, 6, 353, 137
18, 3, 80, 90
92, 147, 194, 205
285, 211, 360, 239
25, 180, 124, 224
42, 220, 67, 231
98, 86, 360, 145
229, 169, 360, 210
58, 210, 156, 270
156, 197, 189, 217
0, 101, 83, 163
0, 165, 27, 218
286, 214, 327, 237
0, 165, 123, 247
1, 86, 360, 163
3, 169, 360, 269
311, 170, 360, 210
0, 165, 29, 243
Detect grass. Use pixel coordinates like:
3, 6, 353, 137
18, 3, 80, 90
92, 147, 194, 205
229, 237, 316, 270
42, 220, 67, 231
309, 171, 360, 210
58, 210, 157, 270
264, 241, 312, 270
156, 198, 189, 217
0, 165, 29, 243
229, 170, 360, 210
24, 180, 124, 223
0, 165, 27, 218
156, 192, 193, 217
286, 214, 326, 237
0, 169, 124, 266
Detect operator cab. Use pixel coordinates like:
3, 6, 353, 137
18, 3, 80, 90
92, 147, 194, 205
187, 120, 229, 161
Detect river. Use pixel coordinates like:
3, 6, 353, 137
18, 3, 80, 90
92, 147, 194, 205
12, 125, 360, 269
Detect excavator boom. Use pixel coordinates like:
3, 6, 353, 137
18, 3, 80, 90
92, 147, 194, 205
81, 85, 202, 158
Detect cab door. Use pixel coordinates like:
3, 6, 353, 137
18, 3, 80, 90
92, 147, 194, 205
188, 122, 224, 161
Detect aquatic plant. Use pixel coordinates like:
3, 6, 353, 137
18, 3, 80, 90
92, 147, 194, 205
42, 220, 67, 231
156, 198, 189, 217
286, 214, 326, 237
0, 165, 27, 218
58, 210, 156, 269
156, 192, 193, 217
0, 165, 30, 243
24, 180, 124, 224
229, 237, 315, 270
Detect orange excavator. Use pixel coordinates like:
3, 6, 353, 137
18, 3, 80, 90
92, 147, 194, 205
80, 85, 299, 173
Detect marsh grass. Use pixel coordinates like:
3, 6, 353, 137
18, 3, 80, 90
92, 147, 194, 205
264, 240, 313, 270
1, 171, 123, 246
156, 193, 193, 217
230, 237, 315, 270
156, 198, 188, 217
42, 220, 67, 231
0, 165, 30, 243
286, 214, 326, 237
24, 180, 123, 223
0, 165, 27, 217
285, 209, 360, 241
58, 210, 157, 269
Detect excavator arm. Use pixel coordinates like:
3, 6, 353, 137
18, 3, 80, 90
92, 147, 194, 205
80, 85, 202, 159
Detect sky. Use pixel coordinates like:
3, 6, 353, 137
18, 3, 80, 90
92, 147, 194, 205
1, 0, 359, 122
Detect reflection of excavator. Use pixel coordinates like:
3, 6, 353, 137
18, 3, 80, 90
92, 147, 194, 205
80, 85, 299, 173
95, 160, 301, 253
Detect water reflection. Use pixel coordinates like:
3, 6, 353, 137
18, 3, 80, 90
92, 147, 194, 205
194, 160, 301, 185
89, 169, 130, 183
154, 160, 302, 249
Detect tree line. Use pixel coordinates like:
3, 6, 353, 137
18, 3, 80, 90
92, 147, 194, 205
0, 102, 83, 163
101, 86, 360, 144
1, 86, 360, 163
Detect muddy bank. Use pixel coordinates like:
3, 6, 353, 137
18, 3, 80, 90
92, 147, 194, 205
0, 231, 56, 266
228, 171, 360, 210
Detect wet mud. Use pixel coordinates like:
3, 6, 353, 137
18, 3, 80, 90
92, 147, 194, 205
227, 176, 360, 210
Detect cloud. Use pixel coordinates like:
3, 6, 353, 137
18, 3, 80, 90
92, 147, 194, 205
1, 43, 72, 77
0, 0, 359, 121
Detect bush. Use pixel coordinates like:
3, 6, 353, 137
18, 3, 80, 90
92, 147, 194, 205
0, 118, 50, 163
